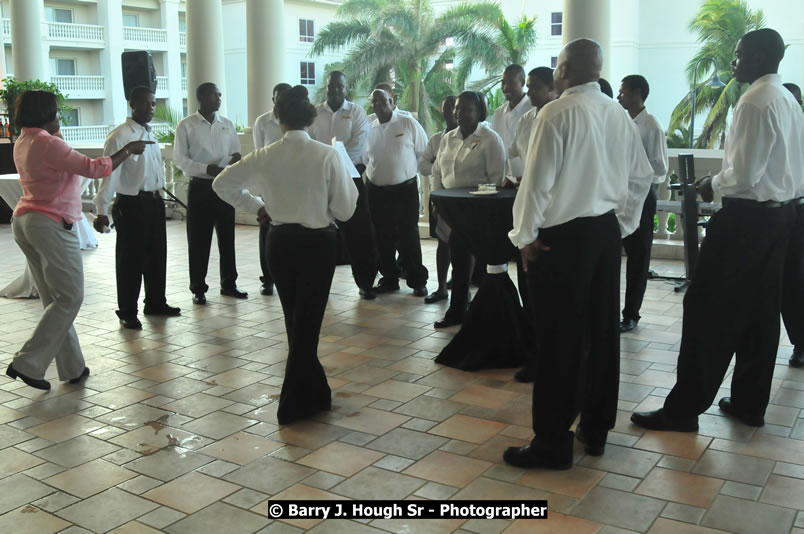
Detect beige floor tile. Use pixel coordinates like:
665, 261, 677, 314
206, 368, 267, 388
504, 513, 602, 534
85, 386, 156, 410
44, 459, 136, 498
362, 380, 432, 403
0, 447, 45, 477
131, 363, 192, 383
403, 450, 492, 487
647, 518, 731, 534
743, 433, 804, 464
758, 474, 804, 510
56, 487, 159, 533
331, 466, 426, 500
298, 440, 385, 476
333, 407, 410, 435
0, 505, 71, 534
633, 431, 712, 460
110, 424, 203, 455
635, 468, 723, 507
108, 522, 166, 534
274, 420, 351, 450
517, 465, 606, 498
197, 431, 283, 464
161, 393, 234, 418
372, 518, 467, 534
428, 415, 507, 444
143, 471, 240, 514
448, 385, 520, 409
27, 414, 104, 442
264, 484, 345, 529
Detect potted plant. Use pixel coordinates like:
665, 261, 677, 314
0, 77, 72, 139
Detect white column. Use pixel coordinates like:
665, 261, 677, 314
161, 0, 183, 114
562, 0, 611, 80
186, 0, 226, 115
246, 0, 285, 126
9, 0, 48, 82
98, 0, 127, 126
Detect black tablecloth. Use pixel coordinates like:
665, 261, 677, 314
430, 187, 533, 370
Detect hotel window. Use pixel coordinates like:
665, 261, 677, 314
551, 12, 562, 36
300, 62, 315, 85
550, 56, 558, 68
51, 58, 77, 76
123, 14, 140, 27
300, 19, 314, 43
60, 108, 79, 127
45, 8, 73, 23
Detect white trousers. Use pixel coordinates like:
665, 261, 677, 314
11, 212, 86, 381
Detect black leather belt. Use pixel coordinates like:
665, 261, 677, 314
367, 176, 417, 190
722, 197, 792, 209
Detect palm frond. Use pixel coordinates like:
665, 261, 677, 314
311, 19, 373, 56
337, 0, 389, 18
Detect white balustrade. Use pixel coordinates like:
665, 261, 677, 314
179, 32, 186, 48
47, 22, 104, 42
156, 76, 169, 96
2, 18, 10, 38
61, 126, 111, 143
51, 75, 105, 94
123, 26, 168, 45
181, 78, 187, 92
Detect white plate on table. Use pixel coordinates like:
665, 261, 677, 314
469, 190, 499, 196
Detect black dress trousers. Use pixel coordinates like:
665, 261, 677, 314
111, 192, 168, 318
258, 222, 272, 286
782, 202, 804, 349
366, 178, 428, 289
622, 187, 657, 322
186, 177, 238, 294
267, 224, 336, 425
336, 173, 379, 291
664, 200, 795, 419
528, 212, 622, 444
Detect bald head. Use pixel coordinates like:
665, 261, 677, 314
554, 39, 603, 93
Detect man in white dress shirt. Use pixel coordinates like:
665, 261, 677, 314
633, 28, 803, 431
491, 64, 533, 181
504, 39, 654, 469
252, 82, 292, 297
365, 89, 429, 296
309, 71, 377, 299
94, 86, 180, 330
173, 82, 244, 305
617, 75, 669, 333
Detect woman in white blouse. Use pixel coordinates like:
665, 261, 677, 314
431, 91, 507, 328
213, 85, 358, 425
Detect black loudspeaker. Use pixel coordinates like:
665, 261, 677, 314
121, 51, 157, 100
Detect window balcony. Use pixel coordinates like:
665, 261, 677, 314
47, 22, 105, 48
52, 75, 105, 99
61, 125, 112, 143
156, 76, 169, 98
179, 32, 186, 49
123, 26, 168, 51
2, 19, 9, 41
181, 77, 187, 92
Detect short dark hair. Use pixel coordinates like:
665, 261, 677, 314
273, 83, 292, 96
327, 70, 346, 82
742, 28, 785, 65
15, 90, 58, 128
129, 86, 155, 103
621, 74, 650, 102
275, 85, 317, 129
528, 67, 554, 88
598, 78, 613, 98
196, 82, 218, 99
458, 90, 488, 122
504, 64, 526, 83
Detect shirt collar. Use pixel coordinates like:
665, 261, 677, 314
560, 81, 602, 98
632, 107, 648, 124
193, 111, 221, 125
506, 96, 530, 113
125, 117, 151, 133
20, 127, 52, 138
283, 130, 309, 141
752, 73, 782, 86
321, 100, 352, 115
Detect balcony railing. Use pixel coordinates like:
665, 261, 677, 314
179, 32, 186, 48
151, 123, 172, 137
123, 26, 168, 47
156, 76, 169, 95
52, 75, 105, 95
48, 22, 104, 43
2, 18, 10, 38
61, 125, 111, 143
181, 78, 187, 92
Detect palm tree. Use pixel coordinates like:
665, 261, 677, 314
668, 0, 765, 148
311, 0, 504, 133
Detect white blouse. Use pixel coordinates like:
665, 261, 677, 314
431, 122, 506, 191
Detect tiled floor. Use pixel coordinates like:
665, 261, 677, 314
0, 220, 802, 534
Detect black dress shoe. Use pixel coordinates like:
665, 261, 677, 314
374, 281, 400, 294
619, 318, 638, 333
143, 304, 181, 316
221, 288, 248, 299
790, 346, 804, 368
6, 364, 51, 391
630, 408, 698, 432
69, 367, 90, 384
434, 314, 463, 329
424, 291, 448, 304
261, 283, 274, 296
575, 425, 606, 456
412, 287, 427, 297
193, 293, 207, 305
502, 435, 574, 470
514, 367, 535, 383
718, 397, 764, 427
359, 287, 376, 300
119, 316, 143, 330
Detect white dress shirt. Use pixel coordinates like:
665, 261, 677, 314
712, 74, 804, 201
252, 109, 283, 149
368, 107, 412, 124
431, 122, 506, 190
212, 130, 358, 229
509, 107, 540, 166
633, 108, 669, 184
366, 111, 428, 186
509, 82, 654, 248
308, 100, 369, 165
94, 118, 165, 216
419, 130, 446, 176
491, 96, 534, 177
173, 111, 241, 179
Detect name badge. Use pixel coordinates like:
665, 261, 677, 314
342, 114, 351, 119
395, 133, 404, 137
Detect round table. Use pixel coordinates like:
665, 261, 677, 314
430, 187, 534, 370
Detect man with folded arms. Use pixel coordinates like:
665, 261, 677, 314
632, 28, 804, 431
